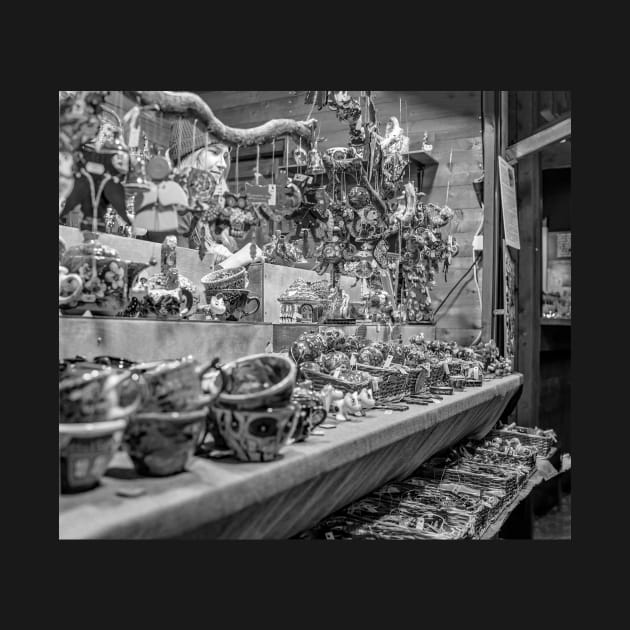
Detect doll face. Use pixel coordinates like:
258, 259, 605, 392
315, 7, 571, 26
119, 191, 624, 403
237, 198, 246, 209
195, 143, 230, 183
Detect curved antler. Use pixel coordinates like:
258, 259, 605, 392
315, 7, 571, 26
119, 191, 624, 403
123, 91, 317, 147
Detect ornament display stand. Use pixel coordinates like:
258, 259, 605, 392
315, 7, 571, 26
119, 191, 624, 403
59, 374, 523, 539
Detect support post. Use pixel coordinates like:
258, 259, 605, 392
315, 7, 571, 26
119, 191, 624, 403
515, 92, 542, 429
481, 91, 498, 342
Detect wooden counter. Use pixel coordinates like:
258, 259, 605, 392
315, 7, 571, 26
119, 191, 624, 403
59, 374, 523, 540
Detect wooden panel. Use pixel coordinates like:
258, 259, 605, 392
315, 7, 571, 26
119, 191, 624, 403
59, 317, 272, 363
59, 374, 523, 539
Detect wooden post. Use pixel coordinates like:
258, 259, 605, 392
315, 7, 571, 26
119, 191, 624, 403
481, 91, 497, 342
515, 92, 542, 429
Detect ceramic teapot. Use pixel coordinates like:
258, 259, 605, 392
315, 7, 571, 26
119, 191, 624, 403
60, 231, 156, 316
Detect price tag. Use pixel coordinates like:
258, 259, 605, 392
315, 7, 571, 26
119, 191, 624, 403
268, 184, 277, 206
383, 355, 394, 368
214, 180, 228, 197
372, 379, 379, 392
443, 362, 450, 375
324, 532, 335, 540
333, 368, 342, 379
473, 366, 479, 380
350, 353, 357, 367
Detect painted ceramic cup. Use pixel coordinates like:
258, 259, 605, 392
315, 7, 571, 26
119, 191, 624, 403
135, 356, 219, 413
209, 401, 299, 462
123, 407, 207, 476
206, 289, 260, 321
59, 369, 143, 424
59, 266, 83, 305
214, 353, 297, 411
59, 418, 127, 493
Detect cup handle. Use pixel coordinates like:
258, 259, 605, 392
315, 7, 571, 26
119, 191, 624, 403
310, 405, 327, 429
59, 273, 83, 305
179, 288, 195, 318
285, 402, 301, 444
104, 373, 143, 420
243, 296, 261, 316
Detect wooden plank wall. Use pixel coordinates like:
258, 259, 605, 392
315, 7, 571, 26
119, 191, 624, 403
99, 91, 484, 346
199, 91, 484, 346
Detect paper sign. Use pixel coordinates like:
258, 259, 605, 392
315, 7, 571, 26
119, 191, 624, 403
498, 156, 521, 250
214, 180, 228, 197
244, 183, 271, 204
383, 355, 394, 368
268, 184, 277, 207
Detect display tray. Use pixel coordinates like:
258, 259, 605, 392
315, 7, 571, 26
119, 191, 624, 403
59, 316, 273, 364
59, 374, 523, 540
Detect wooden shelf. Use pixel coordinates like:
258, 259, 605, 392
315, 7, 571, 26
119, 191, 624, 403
59, 316, 272, 364
59, 374, 523, 539
541, 318, 571, 326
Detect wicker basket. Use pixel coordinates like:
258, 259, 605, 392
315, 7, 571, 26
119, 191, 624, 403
301, 368, 371, 395
201, 266, 248, 291
403, 364, 430, 395
488, 427, 554, 457
427, 361, 451, 387
356, 363, 408, 403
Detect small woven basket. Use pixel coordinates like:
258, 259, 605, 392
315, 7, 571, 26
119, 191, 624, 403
301, 368, 371, 395
356, 363, 408, 403
402, 364, 430, 395
488, 428, 554, 458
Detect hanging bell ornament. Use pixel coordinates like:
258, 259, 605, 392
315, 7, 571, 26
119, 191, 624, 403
124, 154, 151, 193
306, 148, 326, 175
354, 247, 375, 280
293, 147, 308, 166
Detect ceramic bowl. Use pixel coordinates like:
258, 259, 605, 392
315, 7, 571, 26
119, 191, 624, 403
209, 401, 299, 462
215, 353, 297, 411
59, 419, 127, 493
123, 407, 208, 476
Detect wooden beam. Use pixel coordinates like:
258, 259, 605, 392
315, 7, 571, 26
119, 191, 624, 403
515, 92, 542, 429
504, 114, 570, 164
481, 91, 497, 342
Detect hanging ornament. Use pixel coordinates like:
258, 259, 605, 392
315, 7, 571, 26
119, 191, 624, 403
133, 156, 189, 236
60, 134, 133, 231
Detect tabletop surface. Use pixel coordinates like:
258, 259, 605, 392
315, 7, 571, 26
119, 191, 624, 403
59, 374, 523, 539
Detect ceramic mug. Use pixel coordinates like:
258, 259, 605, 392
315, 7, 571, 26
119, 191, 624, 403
209, 401, 299, 462
59, 418, 127, 493
59, 369, 143, 424
207, 289, 260, 321
59, 265, 83, 305
123, 407, 208, 476
136, 357, 218, 413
